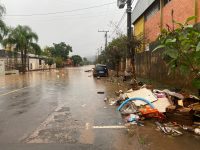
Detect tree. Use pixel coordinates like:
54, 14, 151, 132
71, 55, 83, 66
45, 58, 54, 67
82, 57, 90, 65
97, 35, 126, 72
153, 16, 200, 94
3, 25, 40, 73
97, 34, 142, 77
55, 57, 63, 68
0, 3, 7, 42
51, 42, 72, 60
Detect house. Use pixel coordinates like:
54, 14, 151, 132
132, 0, 200, 52
0, 49, 56, 75
28, 54, 45, 70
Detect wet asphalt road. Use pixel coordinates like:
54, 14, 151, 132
0, 66, 140, 150
0, 66, 200, 150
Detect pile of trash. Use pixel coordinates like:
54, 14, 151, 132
104, 85, 200, 136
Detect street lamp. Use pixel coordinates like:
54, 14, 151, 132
117, 0, 127, 9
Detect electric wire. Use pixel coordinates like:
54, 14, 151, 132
110, 11, 126, 37
109, 0, 136, 38
6, 2, 116, 17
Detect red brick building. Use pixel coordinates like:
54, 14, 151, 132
133, 0, 200, 48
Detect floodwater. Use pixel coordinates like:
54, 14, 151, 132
0, 66, 199, 150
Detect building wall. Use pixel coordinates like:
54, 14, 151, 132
134, 16, 145, 37
29, 58, 40, 70
162, 0, 195, 29
145, 11, 161, 42
144, 0, 200, 42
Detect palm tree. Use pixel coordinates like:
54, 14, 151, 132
0, 3, 7, 42
3, 25, 41, 73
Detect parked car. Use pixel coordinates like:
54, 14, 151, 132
93, 64, 108, 77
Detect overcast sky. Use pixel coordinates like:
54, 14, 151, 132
1, 0, 137, 57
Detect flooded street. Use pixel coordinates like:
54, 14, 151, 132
0, 66, 199, 150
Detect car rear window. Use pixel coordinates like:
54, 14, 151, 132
96, 66, 107, 71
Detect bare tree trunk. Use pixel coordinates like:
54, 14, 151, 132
116, 64, 119, 77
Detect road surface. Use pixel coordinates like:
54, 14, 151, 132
0, 66, 199, 150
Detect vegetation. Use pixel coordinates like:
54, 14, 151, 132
51, 42, 72, 60
55, 57, 63, 68
97, 34, 142, 77
82, 57, 91, 65
71, 55, 83, 66
153, 16, 200, 91
3, 25, 41, 73
45, 58, 54, 69
43, 42, 73, 68
0, 4, 7, 42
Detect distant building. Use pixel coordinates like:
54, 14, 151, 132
132, 0, 200, 52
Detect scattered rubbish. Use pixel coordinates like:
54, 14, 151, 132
81, 104, 86, 107
139, 106, 165, 120
108, 98, 117, 105
97, 91, 104, 94
152, 97, 171, 113
115, 90, 123, 96
119, 101, 138, 115
85, 69, 92, 72
166, 106, 194, 125
118, 97, 155, 111
126, 114, 139, 122
194, 128, 200, 135
97, 76, 100, 79
155, 122, 183, 136
162, 89, 184, 99
105, 80, 200, 137
125, 88, 157, 106
104, 97, 108, 102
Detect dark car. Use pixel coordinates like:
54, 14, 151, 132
93, 64, 108, 77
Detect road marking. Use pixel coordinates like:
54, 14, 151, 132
0, 87, 29, 97
93, 125, 126, 129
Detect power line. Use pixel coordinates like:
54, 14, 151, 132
98, 30, 109, 50
109, 0, 135, 38
6, 2, 116, 17
110, 11, 126, 37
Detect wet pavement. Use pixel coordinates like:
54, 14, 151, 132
0, 66, 199, 150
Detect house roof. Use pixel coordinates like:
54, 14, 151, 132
132, 0, 155, 23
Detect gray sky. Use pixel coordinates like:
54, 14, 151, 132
1, 0, 136, 57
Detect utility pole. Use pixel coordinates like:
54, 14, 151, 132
126, 0, 132, 68
98, 30, 109, 50
117, 0, 136, 79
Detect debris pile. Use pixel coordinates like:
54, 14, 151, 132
104, 86, 200, 136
